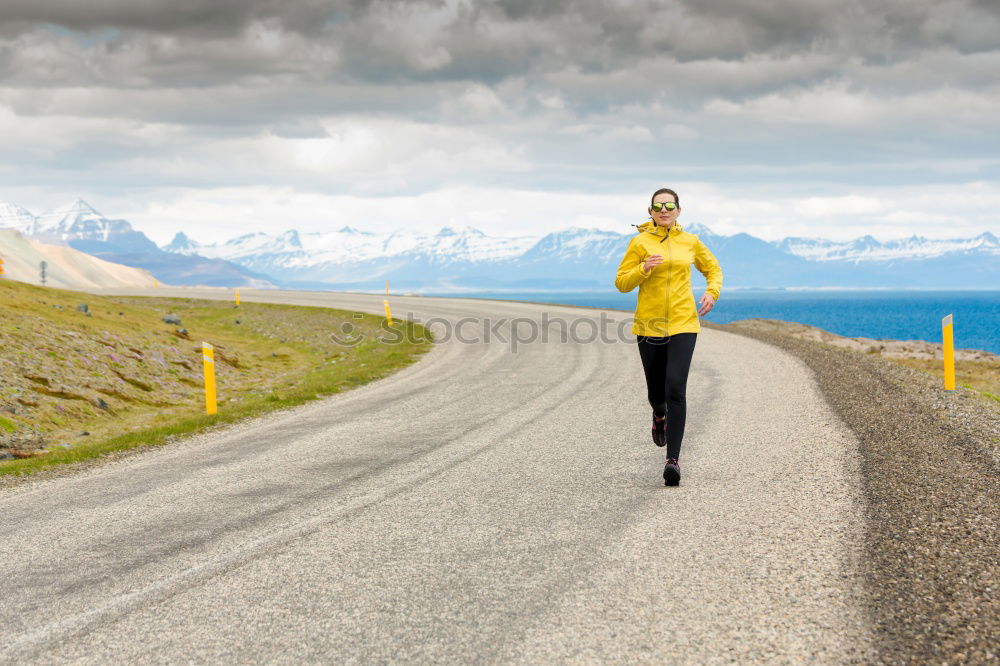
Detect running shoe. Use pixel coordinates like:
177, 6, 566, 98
663, 458, 681, 486
651, 414, 667, 448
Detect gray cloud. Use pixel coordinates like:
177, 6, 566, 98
0, 0, 998, 217
2, 0, 999, 86
0, 0, 336, 37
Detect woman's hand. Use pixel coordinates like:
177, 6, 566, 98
642, 254, 664, 272
697, 292, 716, 316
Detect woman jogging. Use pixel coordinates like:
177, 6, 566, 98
614, 188, 723, 486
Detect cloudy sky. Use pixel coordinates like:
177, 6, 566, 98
1, 0, 999, 244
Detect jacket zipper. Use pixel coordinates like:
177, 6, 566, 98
666, 233, 672, 336
659, 227, 672, 337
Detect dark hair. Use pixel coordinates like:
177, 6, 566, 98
650, 188, 680, 208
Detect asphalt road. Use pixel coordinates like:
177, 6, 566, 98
0, 289, 873, 663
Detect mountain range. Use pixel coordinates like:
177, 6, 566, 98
2, 198, 997, 291
163, 221, 998, 291
0, 200, 273, 288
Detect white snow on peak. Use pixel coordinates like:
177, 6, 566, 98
0, 200, 37, 234
778, 232, 1000, 262
218, 232, 278, 257
408, 227, 538, 263
525, 228, 628, 262
176, 226, 542, 268
681, 222, 714, 237
53, 198, 100, 217
33, 199, 132, 243
276, 229, 303, 247
162, 232, 201, 255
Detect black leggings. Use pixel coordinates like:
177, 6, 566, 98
636, 333, 697, 460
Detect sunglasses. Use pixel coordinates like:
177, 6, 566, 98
651, 202, 677, 212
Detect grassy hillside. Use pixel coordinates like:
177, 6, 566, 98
0, 279, 432, 476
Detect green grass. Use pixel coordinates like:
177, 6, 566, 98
0, 342, 423, 476
885, 357, 1000, 401
0, 280, 433, 477
0, 415, 17, 434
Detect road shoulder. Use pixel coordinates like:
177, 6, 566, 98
706, 321, 999, 664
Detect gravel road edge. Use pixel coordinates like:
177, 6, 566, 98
705, 321, 999, 664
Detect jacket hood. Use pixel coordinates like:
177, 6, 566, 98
634, 219, 683, 237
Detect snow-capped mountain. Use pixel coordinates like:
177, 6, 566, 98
32, 199, 131, 243
776, 232, 999, 262
1, 199, 274, 287
161, 222, 999, 291
0, 201, 38, 234
170, 226, 542, 286
30, 198, 162, 254
161, 231, 199, 254
176, 226, 538, 264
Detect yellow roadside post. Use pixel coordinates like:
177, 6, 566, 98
942, 314, 955, 391
384, 299, 393, 327
153, 278, 159, 288
202, 342, 218, 414
0, 256, 5, 278
235, 288, 240, 306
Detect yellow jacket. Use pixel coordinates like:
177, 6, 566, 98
614, 221, 723, 336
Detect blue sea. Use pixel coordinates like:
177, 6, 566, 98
427, 290, 1000, 355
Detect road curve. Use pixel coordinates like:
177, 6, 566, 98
0, 289, 872, 663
